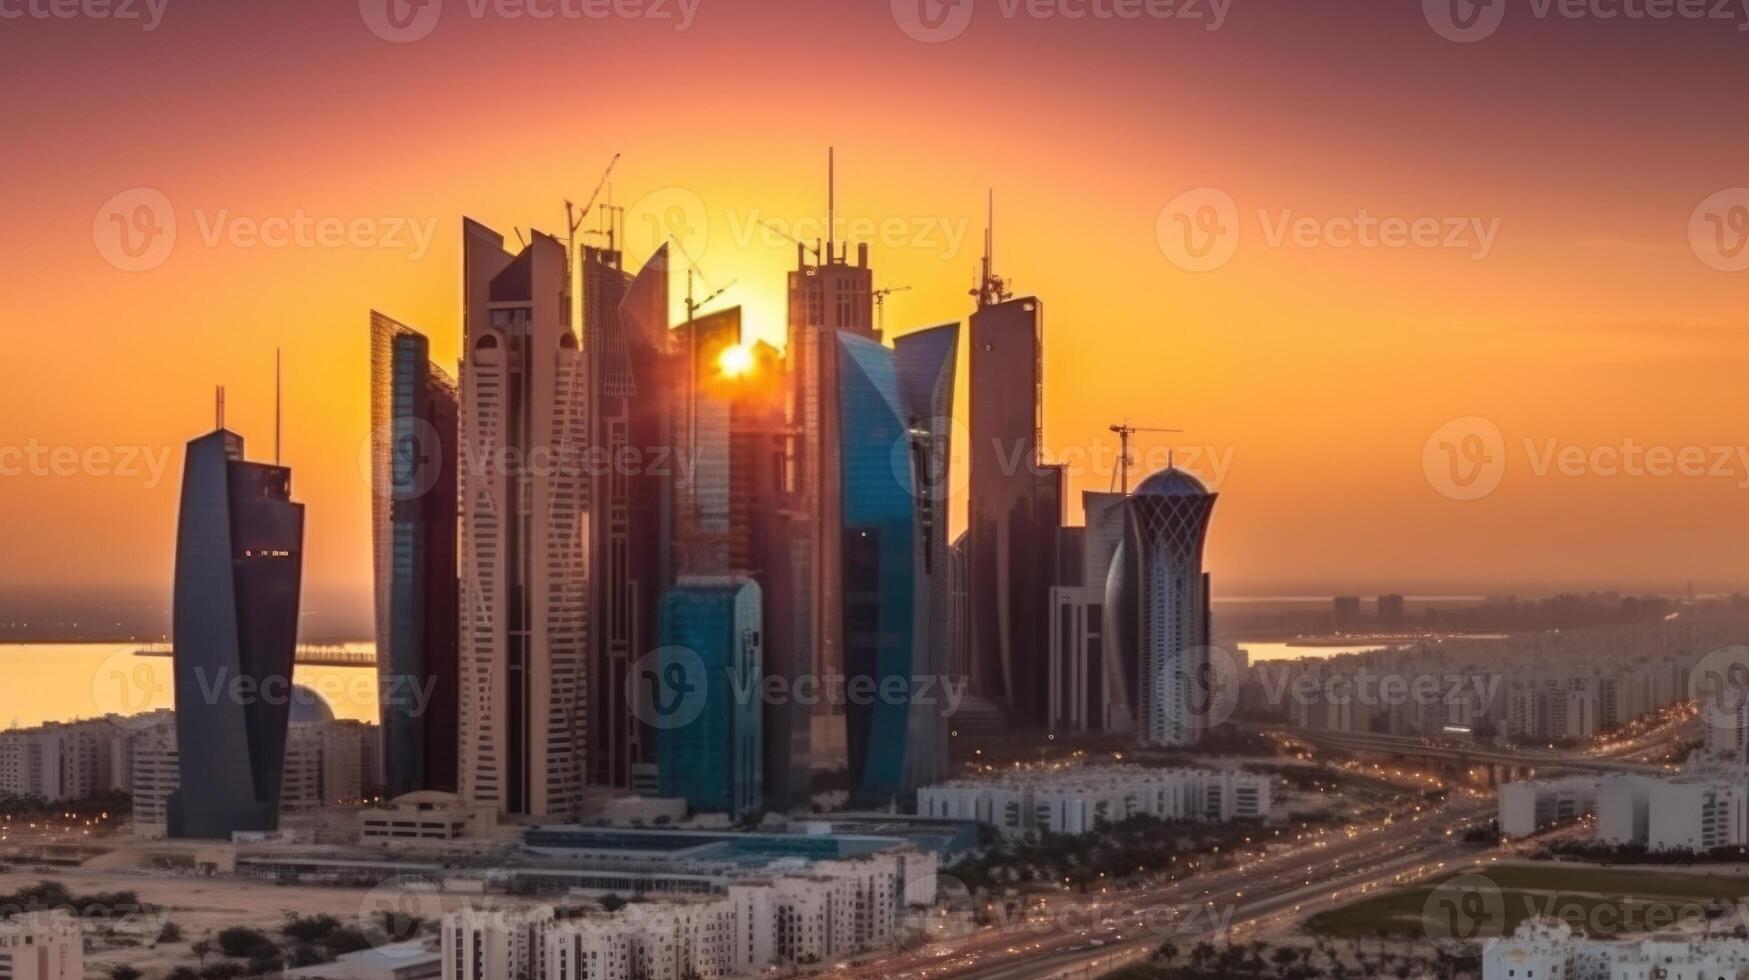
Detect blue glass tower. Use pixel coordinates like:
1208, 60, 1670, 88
836, 333, 921, 805
656, 577, 764, 819
168, 423, 305, 839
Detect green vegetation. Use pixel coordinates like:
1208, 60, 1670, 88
1305, 864, 1749, 940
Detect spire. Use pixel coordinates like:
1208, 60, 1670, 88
215, 385, 225, 430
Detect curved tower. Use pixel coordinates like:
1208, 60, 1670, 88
1106, 467, 1217, 748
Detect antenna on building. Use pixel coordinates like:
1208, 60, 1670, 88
973, 190, 1012, 309
827, 146, 835, 262
275, 348, 282, 465
215, 385, 225, 430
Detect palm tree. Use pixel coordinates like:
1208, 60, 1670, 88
1152, 941, 1179, 966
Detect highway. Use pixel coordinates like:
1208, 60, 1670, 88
837, 794, 1494, 980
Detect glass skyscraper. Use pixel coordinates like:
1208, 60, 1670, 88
168, 425, 304, 839
656, 577, 764, 820
836, 333, 920, 804
369, 312, 460, 797
1105, 467, 1218, 748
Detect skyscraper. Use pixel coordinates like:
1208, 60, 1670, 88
1105, 467, 1218, 748
583, 243, 674, 793
168, 416, 304, 839
967, 292, 1059, 730
836, 332, 920, 804
721, 340, 811, 812
656, 577, 763, 820
458, 219, 588, 819
1048, 491, 1133, 735
787, 230, 875, 767
369, 312, 460, 797
892, 324, 959, 789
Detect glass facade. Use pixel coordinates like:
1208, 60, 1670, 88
169, 429, 304, 839
836, 334, 920, 804
370, 314, 460, 797
657, 578, 764, 819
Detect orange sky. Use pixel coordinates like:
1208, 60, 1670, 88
2, 0, 1747, 617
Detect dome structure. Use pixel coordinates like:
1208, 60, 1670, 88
289, 684, 336, 724
1133, 466, 1210, 498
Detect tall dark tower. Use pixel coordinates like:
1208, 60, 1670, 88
967, 199, 1059, 729
168, 407, 305, 839
786, 148, 876, 767
369, 313, 460, 797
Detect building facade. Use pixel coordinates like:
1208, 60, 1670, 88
169, 423, 304, 839
835, 333, 921, 805
1105, 468, 1217, 748
967, 294, 1058, 732
457, 220, 589, 819
657, 578, 764, 820
370, 312, 460, 798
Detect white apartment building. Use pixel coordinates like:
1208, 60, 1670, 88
444, 854, 924, 980
1498, 776, 1599, 837
1528, 770, 1749, 853
0, 718, 122, 803
0, 912, 84, 980
917, 765, 1272, 837
1485, 920, 1749, 980
131, 716, 379, 836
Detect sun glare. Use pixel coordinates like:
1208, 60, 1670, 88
717, 344, 755, 379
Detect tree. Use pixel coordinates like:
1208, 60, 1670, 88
107, 968, 144, 980
1152, 941, 1179, 966
192, 938, 214, 963
157, 920, 184, 944
600, 893, 628, 913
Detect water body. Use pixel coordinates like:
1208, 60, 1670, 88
0, 643, 380, 730
1234, 640, 1392, 663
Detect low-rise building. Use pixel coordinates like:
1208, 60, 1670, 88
1497, 776, 1599, 837
917, 765, 1272, 837
0, 912, 84, 980
1485, 920, 1749, 980
359, 791, 501, 844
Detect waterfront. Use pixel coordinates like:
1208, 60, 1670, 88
0, 643, 379, 730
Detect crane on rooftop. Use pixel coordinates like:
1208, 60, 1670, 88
1110, 421, 1184, 494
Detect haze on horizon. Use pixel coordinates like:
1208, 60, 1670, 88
2, 0, 1747, 620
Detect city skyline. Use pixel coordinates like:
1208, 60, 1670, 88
7, 1, 1749, 613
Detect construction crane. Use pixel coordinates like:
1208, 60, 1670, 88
872, 285, 911, 335
760, 218, 822, 263
565, 152, 621, 252
1110, 421, 1184, 494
